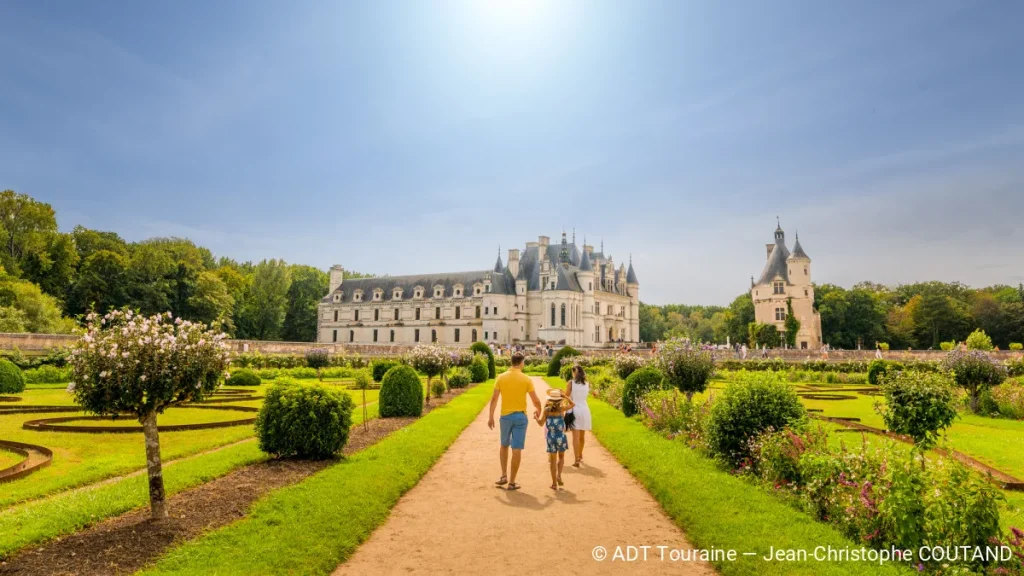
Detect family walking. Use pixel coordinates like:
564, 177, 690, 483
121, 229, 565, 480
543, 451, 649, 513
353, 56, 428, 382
487, 353, 592, 491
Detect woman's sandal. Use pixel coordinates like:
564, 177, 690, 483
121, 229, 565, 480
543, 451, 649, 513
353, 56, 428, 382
557, 476, 564, 486
495, 475, 508, 486
571, 460, 581, 468
507, 482, 521, 491
550, 483, 558, 490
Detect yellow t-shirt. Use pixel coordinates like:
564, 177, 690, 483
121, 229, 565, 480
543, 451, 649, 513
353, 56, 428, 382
495, 368, 535, 415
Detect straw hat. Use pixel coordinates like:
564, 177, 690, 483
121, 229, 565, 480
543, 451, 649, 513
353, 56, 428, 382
546, 389, 563, 400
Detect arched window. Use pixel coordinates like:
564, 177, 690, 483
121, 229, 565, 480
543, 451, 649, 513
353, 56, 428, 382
431, 329, 437, 343
550, 303, 556, 327
472, 329, 477, 342
560, 303, 566, 326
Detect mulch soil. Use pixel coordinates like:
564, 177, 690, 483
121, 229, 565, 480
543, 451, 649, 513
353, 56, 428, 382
0, 387, 470, 576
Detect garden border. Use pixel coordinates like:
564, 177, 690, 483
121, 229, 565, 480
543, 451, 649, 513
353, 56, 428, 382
0, 440, 53, 483
22, 405, 258, 433
0, 396, 21, 402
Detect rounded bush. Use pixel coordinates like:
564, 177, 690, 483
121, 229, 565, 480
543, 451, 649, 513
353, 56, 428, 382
255, 381, 354, 459
547, 346, 580, 377
878, 370, 957, 449
431, 381, 446, 399
706, 373, 807, 467
372, 360, 398, 382
470, 342, 495, 379
622, 366, 665, 417
1010, 343, 1024, 351
868, 360, 903, 386
468, 355, 488, 383
449, 368, 471, 389
559, 362, 575, 382
379, 365, 423, 417
0, 359, 25, 393
226, 368, 261, 387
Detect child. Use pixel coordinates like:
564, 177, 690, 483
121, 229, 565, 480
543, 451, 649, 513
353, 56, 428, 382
536, 388, 575, 490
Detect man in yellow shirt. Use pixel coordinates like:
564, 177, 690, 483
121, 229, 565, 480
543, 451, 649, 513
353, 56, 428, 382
488, 352, 541, 491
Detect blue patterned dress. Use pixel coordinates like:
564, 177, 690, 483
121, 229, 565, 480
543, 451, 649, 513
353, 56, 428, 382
545, 413, 569, 454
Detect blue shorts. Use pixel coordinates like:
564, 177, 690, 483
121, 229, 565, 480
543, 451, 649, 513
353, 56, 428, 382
499, 412, 528, 450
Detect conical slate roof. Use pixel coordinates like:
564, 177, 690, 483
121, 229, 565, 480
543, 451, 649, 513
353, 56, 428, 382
579, 247, 593, 272
493, 252, 504, 273
757, 236, 790, 285
626, 259, 638, 284
790, 234, 810, 260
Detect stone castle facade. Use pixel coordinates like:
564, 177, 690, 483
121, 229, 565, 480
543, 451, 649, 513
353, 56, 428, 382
751, 223, 822, 349
317, 233, 640, 348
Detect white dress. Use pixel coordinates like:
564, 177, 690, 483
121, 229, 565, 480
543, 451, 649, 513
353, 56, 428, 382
567, 379, 592, 431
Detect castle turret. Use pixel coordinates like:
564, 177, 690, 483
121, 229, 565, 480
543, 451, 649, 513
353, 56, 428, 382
786, 232, 811, 287
626, 256, 639, 342
578, 247, 596, 345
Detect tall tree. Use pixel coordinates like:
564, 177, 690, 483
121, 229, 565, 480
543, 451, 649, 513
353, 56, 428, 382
0, 190, 60, 277
282, 265, 328, 342
236, 259, 291, 340
187, 271, 235, 333
68, 250, 129, 316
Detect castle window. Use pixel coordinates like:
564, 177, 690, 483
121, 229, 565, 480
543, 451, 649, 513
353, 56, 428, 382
589, 282, 592, 291
472, 329, 477, 341
560, 304, 566, 326
394, 308, 400, 320
431, 329, 437, 343
374, 309, 379, 321
393, 288, 403, 300
390, 330, 395, 342
434, 286, 443, 298
354, 310, 359, 321
333, 293, 341, 303
475, 306, 481, 318
414, 329, 420, 342
353, 290, 363, 302
773, 281, 784, 295
475, 288, 481, 296
415, 308, 421, 320
454, 328, 460, 343
804, 289, 808, 297
551, 304, 556, 326
484, 331, 489, 340
435, 307, 441, 320
373, 329, 378, 342
333, 310, 338, 322
804, 267, 807, 275
455, 307, 461, 319
349, 330, 354, 342
493, 307, 498, 316
373, 289, 383, 301
332, 329, 337, 343
775, 307, 786, 321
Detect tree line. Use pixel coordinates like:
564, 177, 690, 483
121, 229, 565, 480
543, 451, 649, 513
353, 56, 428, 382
0, 190, 370, 341
641, 281, 1024, 350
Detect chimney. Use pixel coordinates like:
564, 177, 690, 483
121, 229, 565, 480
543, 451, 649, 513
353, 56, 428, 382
538, 235, 549, 247
508, 248, 520, 279
329, 265, 345, 294
766, 244, 775, 261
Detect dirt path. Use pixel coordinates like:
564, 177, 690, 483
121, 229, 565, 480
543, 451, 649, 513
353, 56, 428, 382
334, 378, 714, 576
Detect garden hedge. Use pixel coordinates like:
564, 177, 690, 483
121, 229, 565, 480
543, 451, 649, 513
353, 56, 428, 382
547, 346, 580, 377
379, 365, 423, 417
255, 382, 354, 459
371, 360, 398, 383
226, 368, 261, 387
707, 375, 807, 466
0, 359, 26, 394
470, 342, 495, 378
622, 366, 665, 417
468, 355, 488, 383
448, 368, 471, 389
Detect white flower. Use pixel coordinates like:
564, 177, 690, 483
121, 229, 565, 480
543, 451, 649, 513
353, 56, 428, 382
66, 382, 76, 393
140, 374, 147, 382
99, 371, 108, 378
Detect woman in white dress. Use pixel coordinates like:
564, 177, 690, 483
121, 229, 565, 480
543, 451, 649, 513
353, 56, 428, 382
566, 364, 592, 467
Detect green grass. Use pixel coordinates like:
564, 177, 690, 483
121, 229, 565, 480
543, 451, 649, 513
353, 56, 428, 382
544, 377, 909, 576
0, 447, 22, 469
0, 382, 380, 506
141, 383, 493, 576
0, 401, 380, 559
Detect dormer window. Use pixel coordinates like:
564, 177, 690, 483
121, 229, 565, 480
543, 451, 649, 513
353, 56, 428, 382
353, 290, 364, 303
333, 293, 341, 303
773, 281, 784, 295
393, 288, 403, 300
413, 286, 424, 299
433, 285, 444, 298
453, 284, 464, 298
373, 289, 383, 301
473, 283, 483, 296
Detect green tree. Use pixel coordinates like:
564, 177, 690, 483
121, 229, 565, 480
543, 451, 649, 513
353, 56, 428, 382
639, 302, 667, 342
784, 298, 800, 348
236, 259, 291, 340
71, 225, 129, 260
282, 265, 328, 342
913, 291, 971, 349
22, 232, 79, 300
126, 242, 176, 316
68, 250, 129, 316
0, 270, 77, 333
187, 271, 235, 333
0, 190, 59, 277
724, 293, 755, 346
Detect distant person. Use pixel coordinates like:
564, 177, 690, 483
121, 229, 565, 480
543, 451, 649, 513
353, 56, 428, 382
488, 352, 541, 491
535, 388, 574, 490
741, 344, 748, 360
875, 344, 883, 360
566, 364, 592, 467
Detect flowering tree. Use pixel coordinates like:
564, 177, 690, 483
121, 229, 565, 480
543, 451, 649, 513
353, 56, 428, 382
654, 338, 715, 402
68, 310, 229, 519
408, 344, 451, 404
941, 349, 1007, 413
614, 353, 648, 380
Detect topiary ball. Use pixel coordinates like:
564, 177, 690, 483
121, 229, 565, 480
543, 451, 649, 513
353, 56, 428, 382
622, 366, 666, 417
469, 355, 489, 383
706, 374, 807, 467
449, 368, 471, 389
379, 364, 424, 417
470, 342, 495, 379
226, 368, 261, 387
0, 359, 25, 394
255, 381, 354, 459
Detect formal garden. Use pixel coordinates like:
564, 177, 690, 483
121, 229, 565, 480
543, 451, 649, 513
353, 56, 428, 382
542, 337, 1024, 575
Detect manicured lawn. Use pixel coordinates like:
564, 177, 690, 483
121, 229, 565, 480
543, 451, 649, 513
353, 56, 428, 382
0, 448, 21, 469
0, 401, 381, 559
141, 382, 493, 576
0, 382, 380, 507
544, 377, 909, 576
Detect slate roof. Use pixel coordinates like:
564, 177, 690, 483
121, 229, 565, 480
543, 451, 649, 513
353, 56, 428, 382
791, 234, 809, 260
626, 260, 638, 284
579, 248, 593, 272
757, 237, 791, 285
323, 270, 513, 303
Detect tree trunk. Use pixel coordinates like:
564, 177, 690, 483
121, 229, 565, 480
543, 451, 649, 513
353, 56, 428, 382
969, 390, 980, 413
362, 388, 368, 431
425, 376, 432, 405
141, 411, 168, 520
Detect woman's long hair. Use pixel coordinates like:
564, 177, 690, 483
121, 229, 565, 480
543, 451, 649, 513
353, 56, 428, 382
571, 364, 586, 384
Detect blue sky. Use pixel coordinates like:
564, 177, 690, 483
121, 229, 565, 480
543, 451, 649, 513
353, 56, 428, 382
2, 0, 1023, 305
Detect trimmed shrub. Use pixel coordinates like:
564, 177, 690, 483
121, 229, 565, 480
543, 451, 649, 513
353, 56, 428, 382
379, 365, 423, 417
226, 368, 261, 387
655, 339, 714, 401
942, 349, 1008, 413
877, 370, 958, 450
470, 342, 496, 379
372, 360, 398, 383
305, 348, 330, 380
468, 355, 488, 383
867, 360, 903, 385
622, 366, 665, 417
286, 367, 318, 379
940, 341, 956, 351
431, 381, 445, 399
255, 381, 354, 459
448, 368, 471, 389
965, 329, 994, 351
706, 372, 807, 467
547, 346, 581, 377
1010, 343, 1024, 351
0, 359, 25, 393
23, 365, 71, 384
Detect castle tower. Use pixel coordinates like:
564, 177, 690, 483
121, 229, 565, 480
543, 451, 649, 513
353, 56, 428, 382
626, 256, 639, 342
579, 246, 596, 346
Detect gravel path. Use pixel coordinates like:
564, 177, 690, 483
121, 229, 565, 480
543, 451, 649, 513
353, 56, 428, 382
334, 377, 714, 575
